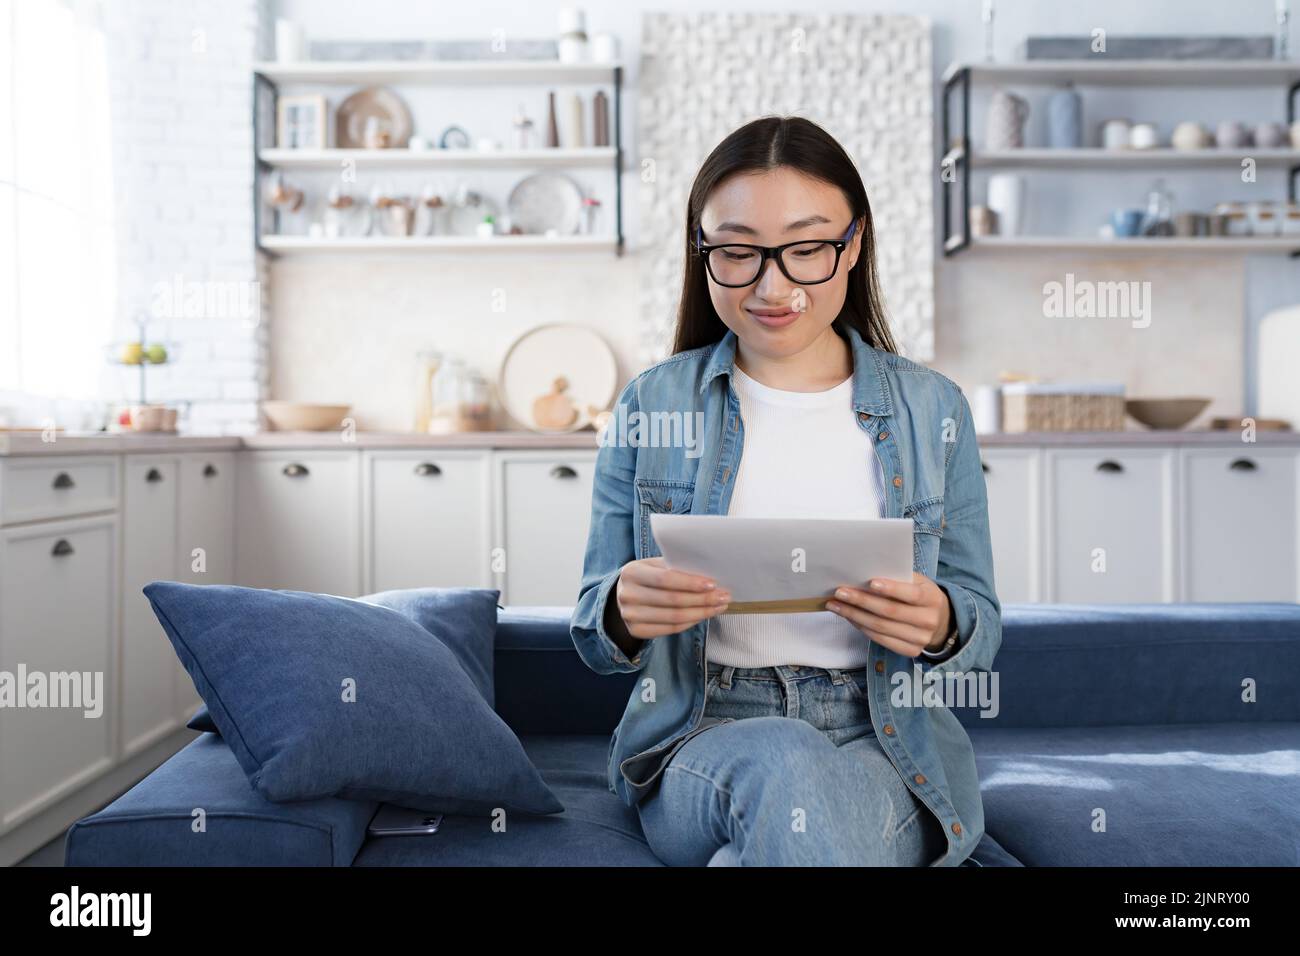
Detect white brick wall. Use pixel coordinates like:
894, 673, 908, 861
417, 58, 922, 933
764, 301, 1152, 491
101, 0, 269, 434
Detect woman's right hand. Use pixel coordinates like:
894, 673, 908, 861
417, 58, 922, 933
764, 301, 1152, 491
610, 557, 731, 640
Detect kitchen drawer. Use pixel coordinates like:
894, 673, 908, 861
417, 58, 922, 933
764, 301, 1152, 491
364, 451, 491, 593
0, 514, 118, 833
0, 455, 119, 525
1181, 448, 1298, 601
1045, 448, 1176, 603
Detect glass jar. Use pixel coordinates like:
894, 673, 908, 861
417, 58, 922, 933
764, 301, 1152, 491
413, 349, 443, 433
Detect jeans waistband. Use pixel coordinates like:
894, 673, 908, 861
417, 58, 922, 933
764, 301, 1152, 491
706, 662, 867, 689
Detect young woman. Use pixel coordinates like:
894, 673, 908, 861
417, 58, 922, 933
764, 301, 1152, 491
570, 116, 1000, 867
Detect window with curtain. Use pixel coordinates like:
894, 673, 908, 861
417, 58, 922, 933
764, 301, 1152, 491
0, 0, 116, 407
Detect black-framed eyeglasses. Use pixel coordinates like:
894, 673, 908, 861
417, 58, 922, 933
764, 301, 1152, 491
695, 220, 858, 288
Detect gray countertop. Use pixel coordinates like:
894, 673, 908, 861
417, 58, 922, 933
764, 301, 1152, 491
0, 428, 1296, 456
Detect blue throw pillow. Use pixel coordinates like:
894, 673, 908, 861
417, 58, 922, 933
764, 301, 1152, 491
145, 582, 562, 816
184, 586, 500, 734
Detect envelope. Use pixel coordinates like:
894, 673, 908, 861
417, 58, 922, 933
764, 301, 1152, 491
649, 514, 915, 614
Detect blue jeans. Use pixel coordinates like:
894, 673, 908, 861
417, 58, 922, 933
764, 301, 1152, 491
636, 662, 949, 866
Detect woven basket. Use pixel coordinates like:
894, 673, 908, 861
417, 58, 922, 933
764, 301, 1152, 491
1001, 390, 1125, 432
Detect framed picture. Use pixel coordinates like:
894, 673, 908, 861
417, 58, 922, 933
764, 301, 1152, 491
277, 95, 329, 149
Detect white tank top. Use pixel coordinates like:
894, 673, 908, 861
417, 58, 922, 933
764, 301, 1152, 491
705, 362, 886, 669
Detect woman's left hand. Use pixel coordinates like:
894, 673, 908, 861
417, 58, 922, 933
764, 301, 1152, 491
825, 573, 952, 658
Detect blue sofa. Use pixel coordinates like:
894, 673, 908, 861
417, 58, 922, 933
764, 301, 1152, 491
66, 603, 1300, 866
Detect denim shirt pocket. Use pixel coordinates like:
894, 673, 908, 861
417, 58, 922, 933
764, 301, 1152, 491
634, 478, 695, 559
903, 495, 945, 575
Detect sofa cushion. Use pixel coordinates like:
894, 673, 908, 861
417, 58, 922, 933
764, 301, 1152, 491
65, 735, 376, 866
144, 582, 562, 816
351, 734, 1021, 866
185, 586, 501, 735
970, 722, 1300, 866
353, 736, 662, 866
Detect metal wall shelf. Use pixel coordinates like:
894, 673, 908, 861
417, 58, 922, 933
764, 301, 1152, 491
940, 60, 1300, 258
252, 60, 624, 257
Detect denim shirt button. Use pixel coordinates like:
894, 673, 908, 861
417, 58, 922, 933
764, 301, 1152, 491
913, 773, 926, 785
951, 822, 963, 837
857, 411, 869, 421
883, 724, 895, 735
892, 476, 903, 488
878, 431, 889, 441
874, 660, 885, 674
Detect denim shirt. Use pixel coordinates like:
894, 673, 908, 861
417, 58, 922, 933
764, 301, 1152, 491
569, 323, 1002, 867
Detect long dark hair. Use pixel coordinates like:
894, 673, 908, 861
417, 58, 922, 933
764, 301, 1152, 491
671, 115, 898, 357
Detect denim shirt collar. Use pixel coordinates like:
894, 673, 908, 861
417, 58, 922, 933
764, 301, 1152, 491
696, 322, 894, 416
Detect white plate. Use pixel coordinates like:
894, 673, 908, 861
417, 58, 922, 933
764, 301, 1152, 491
506, 172, 585, 235
499, 324, 618, 432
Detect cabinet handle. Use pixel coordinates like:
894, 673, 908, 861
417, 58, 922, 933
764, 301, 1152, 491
51, 539, 74, 557
550, 465, 578, 480
145, 468, 164, 483
51, 472, 75, 489
1095, 460, 1124, 473
414, 462, 442, 477
203, 463, 219, 478
1228, 458, 1258, 472
282, 463, 310, 478
980, 460, 989, 474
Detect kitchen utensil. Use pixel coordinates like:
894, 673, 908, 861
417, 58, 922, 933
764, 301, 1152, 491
565, 93, 584, 148
533, 377, 580, 430
447, 183, 497, 236
1140, 178, 1175, 236
593, 90, 610, 146
1130, 122, 1159, 149
545, 91, 560, 147
336, 86, 412, 149
261, 401, 351, 431
438, 125, 470, 149
1046, 86, 1082, 148
1215, 120, 1250, 148
507, 172, 585, 235
498, 324, 617, 433
591, 33, 619, 63
986, 90, 1029, 150
1171, 121, 1211, 149
1125, 397, 1211, 430
1100, 118, 1132, 149
986, 174, 1025, 235
1255, 121, 1287, 147
970, 205, 998, 236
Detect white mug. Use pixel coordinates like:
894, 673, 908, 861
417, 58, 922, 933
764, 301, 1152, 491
1100, 118, 1132, 150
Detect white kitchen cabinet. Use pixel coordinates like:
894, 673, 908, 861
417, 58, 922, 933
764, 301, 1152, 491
0, 515, 118, 834
1045, 448, 1177, 603
363, 451, 492, 593
236, 451, 361, 596
494, 451, 597, 605
120, 457, 180, 756
174, 452, 236, 719
980, 448, 1042, 603
1181, 448, 1298, 602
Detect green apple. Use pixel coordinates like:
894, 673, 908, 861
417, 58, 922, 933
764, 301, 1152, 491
145, 344, 168, 364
